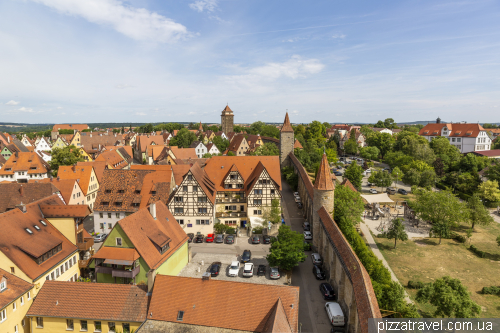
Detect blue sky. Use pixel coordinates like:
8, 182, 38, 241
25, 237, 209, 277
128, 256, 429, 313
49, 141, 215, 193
0, 0, 499, 124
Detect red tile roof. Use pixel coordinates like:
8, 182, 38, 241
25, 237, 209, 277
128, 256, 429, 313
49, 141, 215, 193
314, 154, 335, 191
57, 165, 95, 196
341, 178, 357, 192
136, 135, 165, 153
419, 123, 486, 138
29, 178, 81, 204
293, 139, 303, 149
171, 165, 191, 185
0, 195, 78, 280
52, 124, 89, 132
77, 161, 107, 183
93, 247, 140, 262
221, 104, 234, 115
40, 205, 91, 218
0, 152, 49, 176
281, 112, 294, 132
170, 147, 198, 160
0, 182, 61, 213
471, 149, 500, 157
26, 281, 148, 322
0, 268, 33, 310
149, 275, 299, 332
317, 207, 381, 331
95, 150, 128, 169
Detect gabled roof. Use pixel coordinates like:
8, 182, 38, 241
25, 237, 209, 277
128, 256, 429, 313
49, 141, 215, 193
0, 195, 78, 280
314, 154, 335, 191
12, 139, 30, 152
341, 178, 357, 192
171, 165, 191, 186
115, 201, 188, 269
40, 205, 91, 218
29, 178, 81, 204
0, 152, 49, 175
27, 281, 148, 322
148, 275, 299, 332
170, 147, 198, 160
79, 133, 123, 153
136, 135, 165, 153
0, 268, 33, 310
76, 161, 107, 183
227, 134, 247, 153
52, 124, 89, 131
176, 163, 216, 204
58, 165, 95, 195
93, 247, 140, 262
419, 123, 485, 138
262, 298, 293, 333
204, 156, 281, 191
221, 104, 234, 115
0, 183, 60, 213
293, 139, 303, 149
281, 112, 294, 132
95, 150, 128, 169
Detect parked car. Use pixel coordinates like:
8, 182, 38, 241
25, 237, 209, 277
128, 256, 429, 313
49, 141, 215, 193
270, 267, 280, 279
302, 221, 310, 231
386, 187, 396, 195
333, 171, 343, 176
325, 302, 345, 327
320, 283, 336, 300
241, 250, 252, 263
226, 235, 235, 244
228, 261, 240, 277
293, 192, 300, 197
304, 231, 312, 240
294, 197, 301, 203
313, 265, 326, 280
311, 253, 323, 265
194, 234, 204, 243
187, 233, 194, 243
251, 235, 260, 244
243, 263, 254, 277
206, 234, 215, 243
263, 235, 271, 244
398, 188, 408, 195
210, 262, 222, 277
297, 202, 303, 209
365, 169, 371, 173
367, 182, 374, 187
93, 233, 107, 243
369, 189, 378, 194
215, 234, 224, 243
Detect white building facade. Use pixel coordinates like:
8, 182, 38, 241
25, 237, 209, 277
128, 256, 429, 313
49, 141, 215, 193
419, 123, 492, 154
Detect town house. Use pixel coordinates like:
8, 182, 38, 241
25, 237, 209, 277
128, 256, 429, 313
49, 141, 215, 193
57, 165, 100, 210
0, 152, 50, 183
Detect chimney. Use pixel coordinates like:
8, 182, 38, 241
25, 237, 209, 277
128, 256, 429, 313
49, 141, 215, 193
150, 203, 157, 219
19, 185, 24, 197
90, 132, 92, 138
16, 202, 27, 213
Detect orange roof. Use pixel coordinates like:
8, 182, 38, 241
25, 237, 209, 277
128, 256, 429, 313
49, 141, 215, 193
40, 204, 91, 218
293, 139, 303, 149
419, 123, 486, 137
0, 195, 78, 280
95, 150, 128, 169
52, 124, 89, 132
93, 247, 140, 262
115, 201, 188, 269
136, 135, 165, 153
0, 182, 60, 213
485, 128, 500, 134
27, 281, 148, 322
221, 104, 234, 115
131, 165, 173, 171
149, 275, 299, 332
341, 178, 357, 192
171, 165, 191, 186
0, 268, 33, 309
29, 178, 81, 204
77, 161, 107, 183
147, 145, 166, 160
0, 152, 49, 176
204, 156, 281, 191
57, 165, 95, 195
104, 145, 133, 158
170, 147, 198, 160
281, 112, 294, 132
314, 154, 334, 191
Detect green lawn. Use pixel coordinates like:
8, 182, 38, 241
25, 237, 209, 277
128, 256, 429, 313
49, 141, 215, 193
374, 222, 500, 317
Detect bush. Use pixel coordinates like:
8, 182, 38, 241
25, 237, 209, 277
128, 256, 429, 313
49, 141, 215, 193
482, 286, 500, 295
253, 226, 264, 234
435, 182, 451, 191
484, 201, 500, 209
407, 280, 427, 289
456, 191, 472, 201
450, 232, 466, 243
469, 245, 486, 258
225, 227, 236, 235
376, 233, 387, 238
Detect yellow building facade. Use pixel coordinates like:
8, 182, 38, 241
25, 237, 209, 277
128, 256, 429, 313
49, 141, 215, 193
51, 137, 68, 150
0, 280, 33, 333
29, 316, 141, 333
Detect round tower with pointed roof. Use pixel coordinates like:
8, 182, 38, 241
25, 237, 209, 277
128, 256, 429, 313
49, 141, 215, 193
221, 104, 234, 135
312, 153, 335, 249
279, 112, 294, 168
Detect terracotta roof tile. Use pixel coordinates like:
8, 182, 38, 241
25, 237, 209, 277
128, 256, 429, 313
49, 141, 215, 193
93, 247, 141, 262
0, 195, 78, 280
58, 165, 95, 196
314, 154, 335, 191
0, 268, 33, 309
341, 178, 358, 192
40, 204, 91, 218
0, 182, 60, 213
149, 275, 299, 332
262, 298, 293, 333
52, 124, 89, 131
281, 113, 294, 132
136, 135, 165, 153
419, 123, 485, 138
221, 104, 233, 114
26, 281, 148, 322
29, 178, 81, 204
471, 149, 500, 157
317, 207, 381, 332
77, 161, 107, 183
293, 139, 303, 149
171, 165, 191, 186
170, 147, 198, 160
0, 152, 49, 176
95, 150, 128, 169
227, 134, 247, 153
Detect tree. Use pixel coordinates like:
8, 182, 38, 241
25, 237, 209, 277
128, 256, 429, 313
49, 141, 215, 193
344, 139, 358, 155
433, 157, 445, 178
386, 218, 408, 249
384, 118, 396, 129
227, 151, 235, 156
262, 199, 282, 225
416, 276, 481, 318
251, 142, 279, 156
360, 146, 380, 161
485, 162, 500, 185
325, 135, 337, 151
466, 194, 493, 230
212, 136, 229, 153
391, 167, 404, 188
368, 170, 392, 192
202, 153, 212, 158
325, 148, 337, 164
333, 182, 364, 225
49, 145, 84, 176
411, 189, 468, 244
344, 161, 364, 190
497, 235, 500, 247
304, 121, 325, 142
366, 132, 394, 158
169, 128, 197, 148
477, 180, 500, 202
266, 225, 306, 273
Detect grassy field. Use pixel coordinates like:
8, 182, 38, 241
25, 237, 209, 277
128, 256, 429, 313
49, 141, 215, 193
374, 221, 500, 317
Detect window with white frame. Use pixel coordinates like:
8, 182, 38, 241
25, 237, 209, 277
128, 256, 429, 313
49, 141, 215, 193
27, 291, 31, 300
21, 296, 24, 306
13, 301, 16, 311
0, 309, 6, 322
0, 281, 6, 291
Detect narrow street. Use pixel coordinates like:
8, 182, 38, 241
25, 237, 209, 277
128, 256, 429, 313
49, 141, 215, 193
281, 176, 332, 333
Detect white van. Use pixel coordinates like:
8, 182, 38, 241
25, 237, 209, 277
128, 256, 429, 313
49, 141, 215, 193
325, 302, 345, 326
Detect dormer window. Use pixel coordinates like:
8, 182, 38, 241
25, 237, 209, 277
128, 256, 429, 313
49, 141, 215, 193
40, 220, 47, 226
25, 228, 33, 235
0, 281, 6, 291
187, 175, 192, 181
34, 225, 41, 231
118, 190, 124, 193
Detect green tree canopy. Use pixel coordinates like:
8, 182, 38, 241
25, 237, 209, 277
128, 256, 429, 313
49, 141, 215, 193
344, 139, 358, 155
366, 132, 395, 158
385, 218, 408, 249
360, 146, 380, 161
416, 276, 481, 318
251, 142, 279, 156
344, 161, 364, 190
266, 225, 306, 272
49, 145, 85, 176
262, 199, 282, 225
212, 136, 229, 153
368, 170, 393, 191
391, 167, 404, 188
485, 160, 500, 183
169, 128, 197, 148
466, 193, 493, 229
333, 182, 364, 225
477, 180, 500, 202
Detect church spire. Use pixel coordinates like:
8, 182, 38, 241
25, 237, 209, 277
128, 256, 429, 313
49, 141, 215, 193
281, 112, 294, 132
314, 153, 335, 190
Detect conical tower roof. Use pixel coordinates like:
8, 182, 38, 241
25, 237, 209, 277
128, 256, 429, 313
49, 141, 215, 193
281, 112, 294, 132
314, 153, 334, 190
199, 121, 203, 131
221, 104, 233, 115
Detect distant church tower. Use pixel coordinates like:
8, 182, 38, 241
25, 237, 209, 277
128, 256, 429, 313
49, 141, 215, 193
221, 105, 234, 134
279, 112, 294, 168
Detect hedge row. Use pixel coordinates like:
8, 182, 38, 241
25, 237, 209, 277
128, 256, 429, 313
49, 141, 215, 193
407, 280, 429, 289
469, 245, 486, 258
450, 232, 466, 243
482, 286, 500, 295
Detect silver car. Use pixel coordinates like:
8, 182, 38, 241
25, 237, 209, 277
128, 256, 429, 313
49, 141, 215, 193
311, 253, 323, 265
93, 234, 107, 243
270, 267, 280, 279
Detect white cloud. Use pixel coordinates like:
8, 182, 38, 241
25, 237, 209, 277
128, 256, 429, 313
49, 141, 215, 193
189, 0, 218, 13
332, 33, 346, 39
19, 107, 35, 113
56, 106, 63, 109
244, 55, 324, 80
5, 100, 19, 105
135, 112, 147, 116
30, 0, 190, 43
115, 84, 135, 89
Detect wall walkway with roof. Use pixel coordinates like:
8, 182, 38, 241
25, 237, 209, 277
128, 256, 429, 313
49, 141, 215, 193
286, 152, 381, 333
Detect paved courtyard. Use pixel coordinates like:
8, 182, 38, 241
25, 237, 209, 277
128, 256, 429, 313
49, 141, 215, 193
179, 253, 286, 286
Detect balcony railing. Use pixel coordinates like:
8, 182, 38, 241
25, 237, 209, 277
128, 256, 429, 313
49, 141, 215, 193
216, 212, 247, 218
79, 259, 90, 268
77, 238, 94, 251
95, 265, 140, 279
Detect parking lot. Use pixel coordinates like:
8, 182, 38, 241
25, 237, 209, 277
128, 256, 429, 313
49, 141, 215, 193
179, 253, 286, 286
